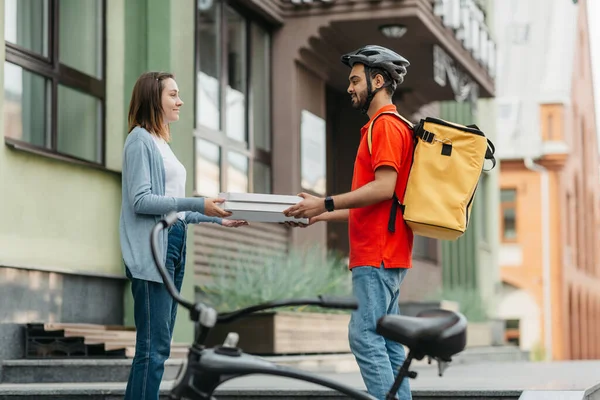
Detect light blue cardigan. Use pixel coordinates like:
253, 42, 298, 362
119, 126, 222, 283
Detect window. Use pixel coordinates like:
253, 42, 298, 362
194, 1, 271, 196
501, 188, 517, 241
413, 236, 438, 263
3, 0, 105, 165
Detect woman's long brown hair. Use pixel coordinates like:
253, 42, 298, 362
127, 71, 174, 141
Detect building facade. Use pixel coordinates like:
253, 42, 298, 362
1, 0, 498, 352
495, 0, 599, 360
1, 0, 127, 353
193, 0, 499, 311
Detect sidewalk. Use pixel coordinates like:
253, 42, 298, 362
0, 359, 598, 399
214, 359, 600, 393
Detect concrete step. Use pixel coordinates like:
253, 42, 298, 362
0, 346, 527, 384
263, 345, 528, 374
1, 361, 598, 399
445, 345, 530, 365
0, 382, 522, 400
0, 359, 183, 384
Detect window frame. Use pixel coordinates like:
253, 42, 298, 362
500, 188, 517, 242
478, 172, 490, 245
193, 0, 272, 197
4, 0, 107, 168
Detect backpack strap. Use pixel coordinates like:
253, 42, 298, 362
466, 124, 497, 171
367, 111, 414, 154
366, 111, 414, 233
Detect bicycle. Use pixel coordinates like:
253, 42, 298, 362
151, 213, 468, 400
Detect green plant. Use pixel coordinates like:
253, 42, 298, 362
427, 287, 489, 322
529, 341, 545, 362
197, 245, 352, 314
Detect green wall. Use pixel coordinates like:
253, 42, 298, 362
439, 101, 480, 291
438, 98, 500, 320
0, 0, 124, 278
438, 0, 500, 321
121, 0, 196, 343
0, 0, 196, 342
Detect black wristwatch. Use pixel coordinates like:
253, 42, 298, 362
324, 196, 335, 212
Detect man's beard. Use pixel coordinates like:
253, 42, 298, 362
350, 90, 368, 110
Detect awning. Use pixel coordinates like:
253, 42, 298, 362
282, 0, 496, 113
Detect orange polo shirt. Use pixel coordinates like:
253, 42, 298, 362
348, 104, 414, 269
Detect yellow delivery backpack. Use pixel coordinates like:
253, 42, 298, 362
367, 112, 496, 241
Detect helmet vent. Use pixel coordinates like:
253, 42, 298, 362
361, 50, 380, 57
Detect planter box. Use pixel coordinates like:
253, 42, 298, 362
466, 322, 493, 347
204, 311, 351, 355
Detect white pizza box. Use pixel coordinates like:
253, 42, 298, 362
218, 192, 308, 224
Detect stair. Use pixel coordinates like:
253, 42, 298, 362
24, 323, 188, 360
0, 383, 524, 400
0, 359, 184, 384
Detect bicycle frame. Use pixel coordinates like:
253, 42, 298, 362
151, 213, 378, 400
169, 346, 376, 399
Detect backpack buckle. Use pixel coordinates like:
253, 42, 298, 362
420, 130, 435, 143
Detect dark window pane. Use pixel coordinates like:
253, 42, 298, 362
225, 6, 246, 143
196, 139, 221, 196
59, 0, 103, 78
253, 160, 271, 194
57, 85, 101, 163
4, 0, 49, 57
251, 23, 270, 151
3, 62, 50, 148
196, 0, 221, 131
227, 151, 248, 193
503, 207, 516, 239
413, 236, 437, 262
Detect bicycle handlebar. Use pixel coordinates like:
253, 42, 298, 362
217, 295, 358, 323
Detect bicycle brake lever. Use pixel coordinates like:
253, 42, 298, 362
191, 303, 217, 327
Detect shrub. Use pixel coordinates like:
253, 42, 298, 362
428, 287, 489, 322
196, 245, 352, 314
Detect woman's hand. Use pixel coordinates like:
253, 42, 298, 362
221, 219, 248, 228
204, 198, 232, 218
281, 216, 319, 228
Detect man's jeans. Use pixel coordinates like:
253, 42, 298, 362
349, 265, 411, 400
124, 219, 187, 400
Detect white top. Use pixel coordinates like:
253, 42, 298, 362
152, 135, 187, 220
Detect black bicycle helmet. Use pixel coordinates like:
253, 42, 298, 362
341, 45, 410, 83
341, 45, 410, 113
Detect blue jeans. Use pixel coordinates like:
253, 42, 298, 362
349, 265, 411, 400
124, 218, 187, 400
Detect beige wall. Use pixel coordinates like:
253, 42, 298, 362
499, 162, 562, 353
498, 0, 600, 361
559, 0, 600, 360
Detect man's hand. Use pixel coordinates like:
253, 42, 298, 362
204, 198, 232, 218
283, 193, 326, 219
221, 219, 248, 228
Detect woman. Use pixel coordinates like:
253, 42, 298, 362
120, 71, 247, 400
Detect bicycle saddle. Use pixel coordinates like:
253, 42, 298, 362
376, 309, 467, 361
